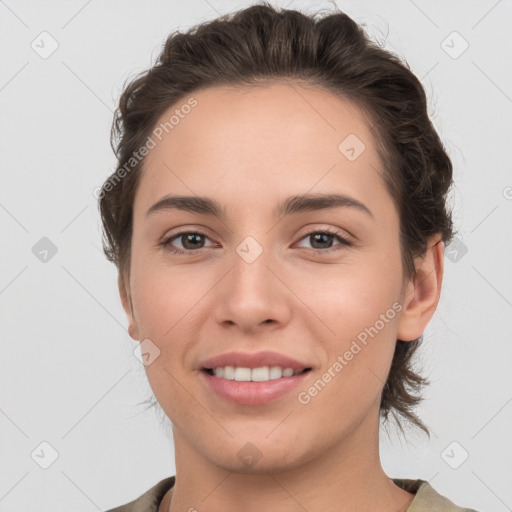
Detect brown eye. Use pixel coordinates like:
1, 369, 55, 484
161, 231, 214, 254
160, 228, 352, 256
296, 230, 352, 253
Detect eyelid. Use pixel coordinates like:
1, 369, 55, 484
161, 224, 352, 242
293, 227, 353, 252
296, 225, 353, 243
160, 225, 354, 255
160, 225, 214, 243
160, 228, 215, 251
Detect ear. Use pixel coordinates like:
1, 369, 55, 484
397, 234, 445, 342
118, 272, 140, 341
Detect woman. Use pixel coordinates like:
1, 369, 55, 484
100, 3, 481, 511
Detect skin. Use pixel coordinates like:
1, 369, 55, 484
118, 83, 444, 512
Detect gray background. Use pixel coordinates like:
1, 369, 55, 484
1, 0, 511, 510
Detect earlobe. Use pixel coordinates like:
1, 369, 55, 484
396, 236, 444, 342
118, 273, 140, 341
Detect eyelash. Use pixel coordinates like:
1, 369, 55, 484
160, 228, 353, 256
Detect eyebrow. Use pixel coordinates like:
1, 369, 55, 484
146, 193, 374, 219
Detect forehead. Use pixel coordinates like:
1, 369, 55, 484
135, 82, 392, 220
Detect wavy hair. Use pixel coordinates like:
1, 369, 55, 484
99, 2, 455, 436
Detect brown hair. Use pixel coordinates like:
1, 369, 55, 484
99, 2, 454, 437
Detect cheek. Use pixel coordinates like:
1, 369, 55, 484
130, 248, 203, 337
128, 241, 403, 439
291, 263, 402, 426
291, 250, 403, 399
294, 252, 402, 338
131, 242, 403, 347
129, 256, 204, 414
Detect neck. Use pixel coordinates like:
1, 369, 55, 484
164, 407, 414, 512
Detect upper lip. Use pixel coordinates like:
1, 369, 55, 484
200, 351, 312, 370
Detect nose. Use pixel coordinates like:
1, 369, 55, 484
212, 245, 292, 333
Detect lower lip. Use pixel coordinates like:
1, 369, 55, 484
200, 369, 312, 405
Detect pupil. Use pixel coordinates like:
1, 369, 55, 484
312, 233, 332, 249
182, 233, 334, 250
183, 233, 203, 249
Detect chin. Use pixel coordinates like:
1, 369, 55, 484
203, 438, 317, 476
215, 453, 304, 475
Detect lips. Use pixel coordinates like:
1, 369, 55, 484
200, 366, 312, 405
200, 350, 312, 371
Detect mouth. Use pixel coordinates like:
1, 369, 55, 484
202, 367, 312, 380
199, 367, 313, 405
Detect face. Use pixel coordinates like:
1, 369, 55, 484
120, 83, 428, 473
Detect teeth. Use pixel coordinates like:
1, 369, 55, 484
210, 366, 303, 381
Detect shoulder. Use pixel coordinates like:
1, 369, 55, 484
105, 476, 175, 512
392, 478, 482, 512
106, 476, 484, 512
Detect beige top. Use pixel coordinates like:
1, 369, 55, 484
105, 476, 482, 512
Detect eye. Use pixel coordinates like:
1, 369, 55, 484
295, 229, 353, 254
161, 230, 216, 255
160, 228, 353, 256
